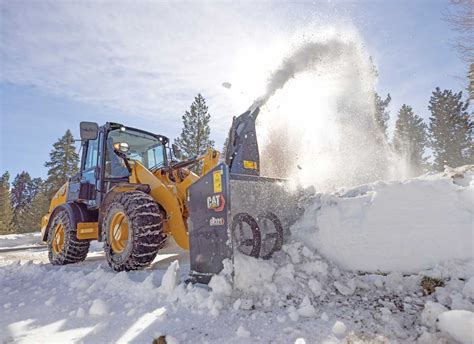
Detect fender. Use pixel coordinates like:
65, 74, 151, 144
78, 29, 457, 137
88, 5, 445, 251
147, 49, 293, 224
41, 182, 70, 239
42, 202, 97, 242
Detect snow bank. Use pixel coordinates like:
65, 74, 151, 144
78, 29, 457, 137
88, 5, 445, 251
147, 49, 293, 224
0, 232, 42, 248
293, 165, 474, 273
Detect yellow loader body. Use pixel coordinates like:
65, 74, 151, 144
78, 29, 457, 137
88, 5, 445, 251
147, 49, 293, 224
42, 147, 220, 251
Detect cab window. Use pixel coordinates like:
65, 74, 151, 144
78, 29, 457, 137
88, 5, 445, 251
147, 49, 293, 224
147, 146, 165, 169
106, 128, 166, 175
84, 138, 99, 170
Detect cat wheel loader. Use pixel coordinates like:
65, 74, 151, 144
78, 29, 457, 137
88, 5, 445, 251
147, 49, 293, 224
41, 107, 297, 283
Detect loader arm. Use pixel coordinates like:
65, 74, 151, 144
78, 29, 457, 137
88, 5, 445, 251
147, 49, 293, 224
168, 147, 220, 176
129, 161, 191, 250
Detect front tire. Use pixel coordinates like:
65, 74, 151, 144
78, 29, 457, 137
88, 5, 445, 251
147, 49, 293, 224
102, 191, 166, 271
48, 209, 90, 265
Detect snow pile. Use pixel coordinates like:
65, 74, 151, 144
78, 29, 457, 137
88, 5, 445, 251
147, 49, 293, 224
208, 166, 474, 341
437, 310, 474, 344
236, 325, 250, 338
0, 262, 166, 342
89, 299, 109, 316
293, 165, 474, 273
158, 260, 180, 296
331, 320, 347, 338
226, 240, 474, 341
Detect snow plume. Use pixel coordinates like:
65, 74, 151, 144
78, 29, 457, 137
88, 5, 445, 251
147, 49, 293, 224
255, 30, 402, 190
249, 39, 357, 111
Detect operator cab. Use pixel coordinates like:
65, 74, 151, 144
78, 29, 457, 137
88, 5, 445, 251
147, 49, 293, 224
104, 124, 169, 179
72, 122, 171, 209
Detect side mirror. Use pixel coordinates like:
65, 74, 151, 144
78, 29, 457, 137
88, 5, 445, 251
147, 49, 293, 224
113, 142, 130, 153
172, 144, 183, 160
80, 122, 99, 141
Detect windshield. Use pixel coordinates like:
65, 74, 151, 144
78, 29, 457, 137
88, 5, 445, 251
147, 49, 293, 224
107, 128, 166, 170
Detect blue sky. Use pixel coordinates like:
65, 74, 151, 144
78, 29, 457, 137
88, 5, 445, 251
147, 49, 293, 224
0, 0, 468, 180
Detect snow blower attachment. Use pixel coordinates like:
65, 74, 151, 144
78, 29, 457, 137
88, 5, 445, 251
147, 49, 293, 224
40, 108, 297, 286
187, 108, 298, 284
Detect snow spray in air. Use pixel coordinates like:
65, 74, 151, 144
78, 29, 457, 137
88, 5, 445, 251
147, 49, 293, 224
254, 32, 402, 190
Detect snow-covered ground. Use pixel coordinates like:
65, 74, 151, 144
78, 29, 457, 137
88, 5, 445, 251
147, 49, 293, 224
0, 232, 43, 248
1, 166, 473, 343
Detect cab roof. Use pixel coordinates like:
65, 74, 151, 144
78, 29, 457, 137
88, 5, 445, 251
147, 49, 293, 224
104, 122, 169, 145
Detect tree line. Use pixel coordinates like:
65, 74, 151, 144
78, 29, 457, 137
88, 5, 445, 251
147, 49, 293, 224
374, 87, 472, 175
0, 131, 79, 234
0, 88, 471, 234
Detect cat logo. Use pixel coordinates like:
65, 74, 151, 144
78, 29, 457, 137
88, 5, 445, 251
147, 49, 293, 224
207, 194, 225, 212
209, 217, 225, 226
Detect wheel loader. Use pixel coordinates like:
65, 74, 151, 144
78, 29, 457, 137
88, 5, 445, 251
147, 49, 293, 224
41, 107, 297, 283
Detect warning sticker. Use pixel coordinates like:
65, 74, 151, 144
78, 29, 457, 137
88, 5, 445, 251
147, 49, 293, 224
213, 170, 222, 193
243, 160, 258, 170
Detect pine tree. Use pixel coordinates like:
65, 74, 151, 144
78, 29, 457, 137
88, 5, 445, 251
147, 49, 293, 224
44, 130, 79, 198
365, 91, 392, 182
393, 105, 429, 175
15, 188, 49, 233
444, 0, 473, 63
374, 92, 392, 139
428, 87, 473, 171
0, 172, 13, 234
10, 172, 42, 232
174, 94, 214, 172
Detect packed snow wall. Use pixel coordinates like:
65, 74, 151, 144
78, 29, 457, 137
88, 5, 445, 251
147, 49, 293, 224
292, 165, 474, 273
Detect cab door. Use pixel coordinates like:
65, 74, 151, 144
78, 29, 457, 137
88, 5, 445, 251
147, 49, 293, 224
81, 137, 99, 204
67, 137, 99, 206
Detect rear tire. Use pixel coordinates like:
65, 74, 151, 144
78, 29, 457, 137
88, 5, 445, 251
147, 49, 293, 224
48, 209, 90, 265
102, 191, 166, 271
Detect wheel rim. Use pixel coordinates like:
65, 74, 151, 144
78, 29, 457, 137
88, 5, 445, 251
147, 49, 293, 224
257, 212, 283, 260
232, 213, 261, 258
109, 211, 129, 254
52, 223, 65, 254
